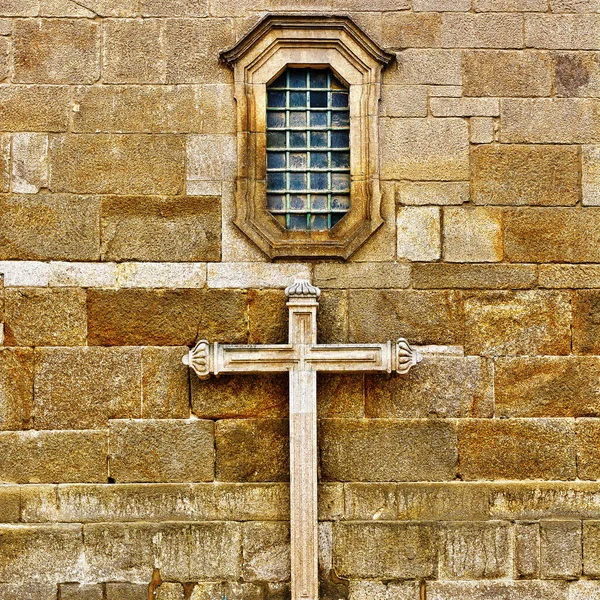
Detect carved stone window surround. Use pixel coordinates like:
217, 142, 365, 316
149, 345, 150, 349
221, 15, 393, 259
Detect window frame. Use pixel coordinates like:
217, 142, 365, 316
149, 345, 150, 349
221, 15, 393, 260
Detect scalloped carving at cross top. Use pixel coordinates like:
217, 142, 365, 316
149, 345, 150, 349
183, 278, 421, 600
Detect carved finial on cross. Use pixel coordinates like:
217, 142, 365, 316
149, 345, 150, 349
183, 277, 421, 600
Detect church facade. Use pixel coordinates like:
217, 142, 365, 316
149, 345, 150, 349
1, 0, 600, 598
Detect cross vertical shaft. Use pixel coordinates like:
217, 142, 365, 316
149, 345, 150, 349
287, 281, 319, 600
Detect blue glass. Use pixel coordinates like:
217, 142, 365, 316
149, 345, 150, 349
331, 111, 349, 127
310, 152, 328, 168
332, 92, 348, 108
267, 194, 285, 210
290, 111, 307, 127
267, 152, 286, 169
331, 152, 349, 168
267, 131, 286, 148
332, 195, 350, 210
290, 195, 308, 210
331, 130, 349, 148
290, 214, 308, 230
289, 172, 306, 191
310, 172, 327, 191
310, 132, 327, 148
332, 172, 350, 191
289, 69, 307, 88
311, 70, 328, 88
267, 111, 285, 128
271, 72, 287, 87
310, 91, 327, 108
290, 92, 307, 107
290, 132, 306, 148
267, 91, 285, 107
311, 195, 328, 210
311, 215, 328, 230
330, 213, 345, 227
267, 172, 285, 191
310, 112, 327, 127
289, 153, 307, 169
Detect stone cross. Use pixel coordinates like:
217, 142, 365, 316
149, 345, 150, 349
183, 279, 421, 600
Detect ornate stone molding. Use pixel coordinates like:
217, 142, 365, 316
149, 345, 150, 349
221, 15, 393, 259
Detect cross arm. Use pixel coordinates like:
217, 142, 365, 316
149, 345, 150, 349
183, 340, 296, 379
306, 338, 421, 374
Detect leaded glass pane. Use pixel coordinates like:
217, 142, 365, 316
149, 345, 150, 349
266, 67, 350, 230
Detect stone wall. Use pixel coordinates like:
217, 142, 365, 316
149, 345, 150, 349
1, 0, 600, 599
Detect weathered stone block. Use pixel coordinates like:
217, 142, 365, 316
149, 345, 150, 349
556, 52, 600, 97
380, 13, 442, 48
577, 419, 600, 479
106, 583, 147, 600
317, 374, 364, 419
315, 262, 410, 289
0, 583, 57, 600
142, 0, 207, 15
551, 0, 600, 9
380, 85, 428, 117
573, 291, 600, 354
34, 347, 141, 429
471, 117, 495, 144
344, 483, 398, 521
496, 357, 600, 417
74, 85, 204, 133
348, 581, 421, 600
526, 14, 600, 49
318, 290, 349, 344
189, 582, 263, 600
415, 0, 470, 8
427, 581, 568, 600
13, 18, 99, 83
0, 0, 38, 15
540, 264, 600, 288
501, 99, 600, 143
0, 194, 100, 261
540, 520, 582, 579
505, 208, 600, 262
186, 134, 236, 185
0, 487, 20, 522
516, 522, 540, 578
0, 524, 83, 582
60, 584, 103, 600
0, 261, 51, 286
320, 419, 457, 481
472, 145, 580, 206
0, 348, 33, 431
396, 483, 491, 521
116, 262, 205, 288
101, 195, 220, 261
189, 522, 242, 580
0, 85, 69, 131
11, 132, 48, 193
431, 97, 500, 117
48, 261, 116, 287
156, 584, 184, 600
584, 521, 600, 577
142, 347, 189, 419
216, 419, 289, 482
349, 290, 464, 346
413, 263, 537, 289
381, 118, 469, 181
570, 581, 600, 600
333, 522, 436, 579
443, 207, 503, 262
164, 19, 233, 83
366, 356, 492, 418
464, 291, 571, 356
49, 134, 184, 195
442, 13, 524, 48
87, 288, 205, 346
0, 430, 107, 483
583, 145, 600, 207
0, 134, 7, 192
0, 37, 7, 81
243, 522, 289, 582
192, 373, 287, 419
475, 0, 550, 8
464, 50, 552, 97
388, 49, 462, 85
109, 419, 214, 483
206, 262, 311, 289
103, 19, 164, 83
398, 181, 469, 206
397, 206, 441, 261
439, 522, 511, 579
458, 419, 576, 481
5, 287, 86, 346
